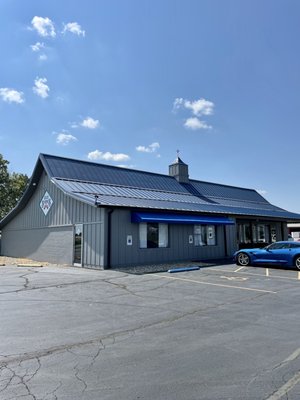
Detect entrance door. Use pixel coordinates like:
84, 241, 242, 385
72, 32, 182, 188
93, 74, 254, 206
74, 224, 83, 266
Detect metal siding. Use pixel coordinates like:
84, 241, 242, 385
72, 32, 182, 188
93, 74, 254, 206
2, 173, 105, 267
225, 224, 238, 256
110, 209, 226, 267
3, 173, 104, 229
83, 221, 105, 268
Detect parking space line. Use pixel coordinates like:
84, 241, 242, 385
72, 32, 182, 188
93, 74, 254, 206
210, 268, 300, 281
282, 347, 300, 364
265, 371, 300, 400
150, 274, 277, 294
234, 266, 245, 273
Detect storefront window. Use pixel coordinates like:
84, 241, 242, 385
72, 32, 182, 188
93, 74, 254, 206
239, 224, 252, 244
139, 223, 168, 248
270, 225, 277, 242
194, 225, 216, 246
253, 224, 270, 243
238, 222, 273, 247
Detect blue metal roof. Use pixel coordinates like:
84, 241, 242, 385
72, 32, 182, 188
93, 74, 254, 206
1, 153, 300, 229
42, 154, 300, 221
41, 153, 188, 193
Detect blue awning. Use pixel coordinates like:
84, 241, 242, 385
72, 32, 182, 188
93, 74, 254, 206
131, 212, 235, 225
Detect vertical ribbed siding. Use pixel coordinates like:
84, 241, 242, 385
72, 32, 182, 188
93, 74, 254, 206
5, 173, 103, 229
83, 222, 104, 268
3, 173, 105, 268
110, 209, 227, 267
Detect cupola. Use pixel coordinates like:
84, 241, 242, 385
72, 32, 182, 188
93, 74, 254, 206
169, 154, 189, 183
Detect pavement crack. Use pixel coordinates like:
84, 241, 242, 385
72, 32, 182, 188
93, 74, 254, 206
102, 279, 142, 297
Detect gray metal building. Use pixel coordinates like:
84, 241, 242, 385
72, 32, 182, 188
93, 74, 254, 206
1, 153, 300, 268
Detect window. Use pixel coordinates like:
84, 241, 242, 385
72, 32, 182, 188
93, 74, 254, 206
194, 225, 216, 246
139, 223, 168, 248
252, 224, 270, 243
238, 224, 251, 244
270, 225, 277, 243
238, 222, 274, 245
74, 224, 83, 266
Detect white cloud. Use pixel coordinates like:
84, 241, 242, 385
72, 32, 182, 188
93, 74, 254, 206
39, 54, 48, 61
31, 16, 56, 38
184, 117, 211, 130
117, 164, 136, 169
0, 88, 24, 104
173, 97, 214, 130
185, 99, 214, 116
173, 97, 214, 116
173, 97, 184, 111
33, 77, 50, 99
30, 42, 45, 52
257, 189, 268, 196
62, 22, 85, 37
81, 117, 99, 129
56, 133, 77, 145
136, 142, 160, 153
88, 150, 130, 162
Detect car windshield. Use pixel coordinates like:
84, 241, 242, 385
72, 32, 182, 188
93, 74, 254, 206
265, 243, 288, 250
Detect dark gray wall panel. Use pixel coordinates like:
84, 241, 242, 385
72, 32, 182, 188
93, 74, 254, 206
225, 224, 237, 256
1, 226, 73, 264
110, 209, 226, 267
83, 222, 105, 268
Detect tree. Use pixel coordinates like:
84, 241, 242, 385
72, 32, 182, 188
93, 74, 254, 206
0, 154, 29, 220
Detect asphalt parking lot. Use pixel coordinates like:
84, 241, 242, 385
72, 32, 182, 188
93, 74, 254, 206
1, 262, 300, 400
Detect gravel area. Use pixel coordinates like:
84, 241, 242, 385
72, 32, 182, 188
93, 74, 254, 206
0, 256, 49, 266
112, 258, 233, 275
0, 256, 233, 273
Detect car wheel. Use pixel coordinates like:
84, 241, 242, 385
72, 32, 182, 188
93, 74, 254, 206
295, 256, 300, 270
237, 252, 251, 266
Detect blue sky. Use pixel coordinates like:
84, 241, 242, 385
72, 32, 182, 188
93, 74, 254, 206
1, 0, 300, 213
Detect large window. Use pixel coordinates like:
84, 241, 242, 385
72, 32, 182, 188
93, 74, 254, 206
194, 225, 216, 246
237, 222, 277, 246
139, 223, 169, 248
238, 223, 251, 244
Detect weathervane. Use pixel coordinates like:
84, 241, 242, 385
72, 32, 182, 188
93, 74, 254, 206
176, 149, 180, 158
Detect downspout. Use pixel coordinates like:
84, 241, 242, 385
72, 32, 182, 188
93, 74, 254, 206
106, 208, 114, 269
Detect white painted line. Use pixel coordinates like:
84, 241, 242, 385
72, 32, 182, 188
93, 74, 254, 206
211, 268, 300, 282
265, 370, 300, 400
282, 347, 300, 364
220, 275, 248, 282
150, 274, 277, 294
234, 266, 244, 273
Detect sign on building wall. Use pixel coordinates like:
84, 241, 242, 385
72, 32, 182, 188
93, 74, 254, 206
40, 191, 53, 216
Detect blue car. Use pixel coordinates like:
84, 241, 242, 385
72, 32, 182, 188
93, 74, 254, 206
234, 241, 300, 270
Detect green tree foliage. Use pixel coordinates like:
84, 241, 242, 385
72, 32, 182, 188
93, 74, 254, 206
0, 154, 29, 220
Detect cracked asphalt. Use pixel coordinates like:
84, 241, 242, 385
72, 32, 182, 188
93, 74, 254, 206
1, 263, 300, 399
